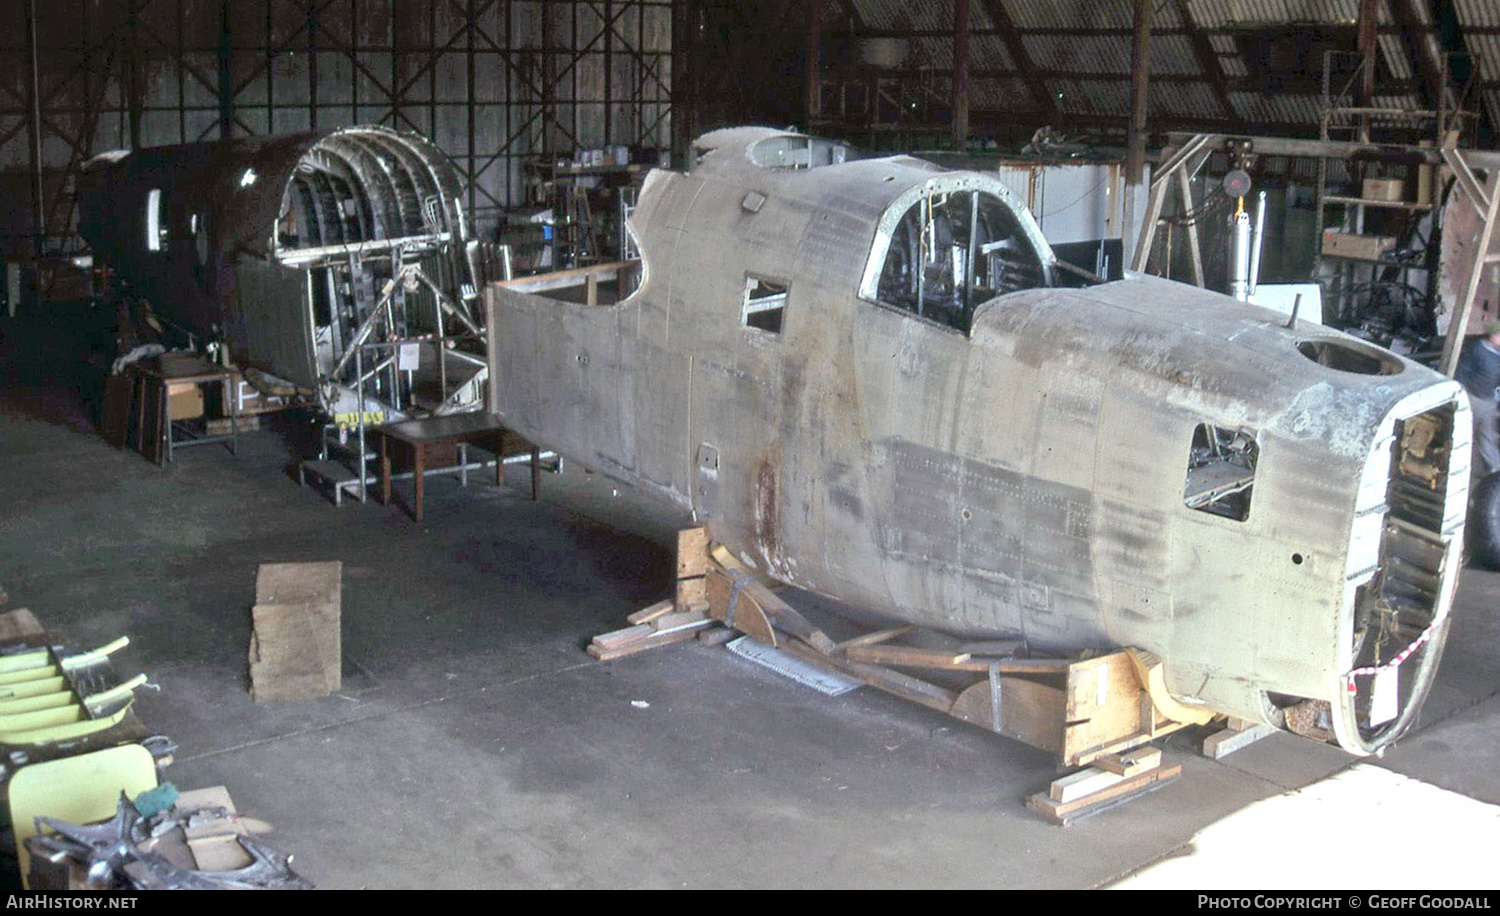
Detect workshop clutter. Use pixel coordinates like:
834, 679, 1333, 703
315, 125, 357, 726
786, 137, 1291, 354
0, 598, 311, 890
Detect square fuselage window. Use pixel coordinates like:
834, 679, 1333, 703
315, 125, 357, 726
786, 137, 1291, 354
742, 276, 787, 334
1184, 423, 1258, 522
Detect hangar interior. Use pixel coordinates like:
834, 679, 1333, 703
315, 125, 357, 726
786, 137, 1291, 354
4, 0, 1500, 890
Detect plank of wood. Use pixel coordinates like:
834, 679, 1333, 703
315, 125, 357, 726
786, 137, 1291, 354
586, 627, 700, 661
1093, 746, 1162, 777
650, 609, 708, 630
591, 623, 653, 649
650, 612, 713, 635
626, 599, 674, 626
959, 639, 1025, 656
843, 644, 973, 669
947, 656, 1072, 674
676, 527, 710, 579
1202, 721, 1277, 759
1027, 763, 1182, 826
836, 626, 917, 650
1049, 766, 1126, 804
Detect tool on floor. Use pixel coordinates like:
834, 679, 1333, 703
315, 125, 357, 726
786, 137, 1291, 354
29, 790, 313, 890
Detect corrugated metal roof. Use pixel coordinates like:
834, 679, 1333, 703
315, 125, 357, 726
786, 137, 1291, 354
1227, 90, 1327, 125
1378, 34, 1411, 80
1152, 81, 1226, 118
1021, 34, 1132, 74
837, 0, 1483, 134
1055, 78, 1131, 114
1454, 0, 1500, 29
1188, 0, 1365, 28
907, 35, 956, 70
1001, 1, 1133, 31
970, 77, 1038, 110
852, 0, 952, 33
969, 34, 1016, 72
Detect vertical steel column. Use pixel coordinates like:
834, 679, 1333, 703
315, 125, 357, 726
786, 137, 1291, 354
806, 0, 823, 126
308, 1, 319, 130
429, 0, 438, 137
219, 0, 234, 139
178, 0, 187, 142
671, 0, 696, 166
129, 0, 143, 149
24, 0, 44, 258
605, 0, 614, 144
468, 0, 478, 227
1123, 0, 1153, 267
265, 3, 275, 132
953, 0, 971, 146
1357, 0, 1378, 142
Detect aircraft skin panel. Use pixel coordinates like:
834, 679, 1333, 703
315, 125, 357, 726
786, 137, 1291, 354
231, 260, 317, 389
486, 127, 1470, 755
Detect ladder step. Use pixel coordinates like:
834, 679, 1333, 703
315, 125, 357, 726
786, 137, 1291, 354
300, 459, 360, 485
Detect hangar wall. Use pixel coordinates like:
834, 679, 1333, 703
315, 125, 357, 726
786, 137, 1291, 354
0, 0, 674, 256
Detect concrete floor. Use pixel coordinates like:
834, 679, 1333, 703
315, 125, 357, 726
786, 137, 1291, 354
4, 306, 1500, 889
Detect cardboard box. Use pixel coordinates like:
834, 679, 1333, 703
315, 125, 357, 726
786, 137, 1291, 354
1321, 231, 1396, 261
166, 382, 204, 420
1362, 178, 1405, 202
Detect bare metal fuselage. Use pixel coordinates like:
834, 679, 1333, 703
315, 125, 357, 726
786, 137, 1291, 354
486, 127, 1469, 755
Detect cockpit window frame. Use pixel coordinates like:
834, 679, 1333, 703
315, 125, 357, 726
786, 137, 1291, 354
857, 174, 1056, 335
746, 134, 850, 170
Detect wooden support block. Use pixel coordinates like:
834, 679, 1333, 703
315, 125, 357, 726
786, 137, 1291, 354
698, 625, 736, 646
626, 600, 674, 626
1027, 762, 1182, 826
676, 527, 710, 579
843, 644, 973, 669
704, 566, 777, 646
707, 545, 835, 653
1049, 766, 1127, 804
674, 576, 707, 612
1126, 648, 1216, 726
1202, 719, 1278, 759
1093, 746, 1162, 777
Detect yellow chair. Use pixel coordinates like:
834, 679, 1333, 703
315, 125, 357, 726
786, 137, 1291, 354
9, 743, 158, 889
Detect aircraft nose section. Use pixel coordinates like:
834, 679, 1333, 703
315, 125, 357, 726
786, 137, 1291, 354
1321, 389, 1469, 754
